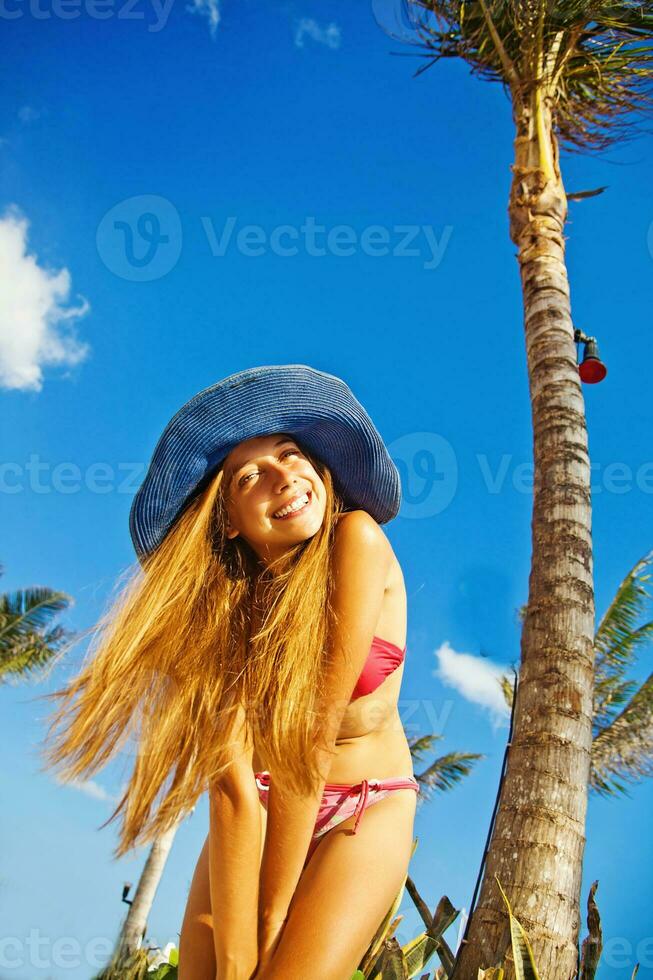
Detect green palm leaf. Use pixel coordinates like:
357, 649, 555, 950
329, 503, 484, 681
590, 550, 653, 794
407, 731, 445, 763
500, 672, 515, 710
378, 0, 653, 153
0, 566, 74, 681
494, 876, 541, 980
591, 669, 653, 796
407, 733, 483, 800
0, 586, 72, 644
410, 746, 484, 802
593, 549, 653, 728
0, 622, 72, 679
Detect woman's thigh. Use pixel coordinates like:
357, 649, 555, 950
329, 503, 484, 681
178, 799, 268, 979
178, 831, 213, 980
261, 788, 417, 980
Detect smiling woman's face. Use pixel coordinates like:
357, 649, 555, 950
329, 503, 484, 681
221, 432, 327, 566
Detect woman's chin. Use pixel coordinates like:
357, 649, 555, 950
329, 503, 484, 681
270, 513, 324, 544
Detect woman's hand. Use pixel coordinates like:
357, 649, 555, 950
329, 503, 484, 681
249, 915, 287, 979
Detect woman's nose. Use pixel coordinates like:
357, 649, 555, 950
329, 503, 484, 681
270, 462, 295, 490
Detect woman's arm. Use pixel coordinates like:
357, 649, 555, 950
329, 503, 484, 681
209, 703, 261, 979
257, 510, 394, 928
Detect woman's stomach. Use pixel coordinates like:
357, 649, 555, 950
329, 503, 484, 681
325, 717, 414, 783
253, 668, 413, 784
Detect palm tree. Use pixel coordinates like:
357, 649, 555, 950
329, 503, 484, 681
502, 548, 653, 796
375, 2, 653, 976
0, 563, 74, 682
112, 816, 186, 965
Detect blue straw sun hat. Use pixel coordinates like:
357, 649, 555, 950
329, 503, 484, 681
129, 364, 401, 563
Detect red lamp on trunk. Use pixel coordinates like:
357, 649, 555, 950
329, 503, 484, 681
574, 328, 607, 383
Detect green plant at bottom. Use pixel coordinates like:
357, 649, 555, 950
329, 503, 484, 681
92, 947, 151, 980
92, 942, 179, 980
470, 877, 643, 980
147, 942, 179, 978
352, 872, 646, 980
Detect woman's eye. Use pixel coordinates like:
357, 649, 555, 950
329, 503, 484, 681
239, 449, 300, 486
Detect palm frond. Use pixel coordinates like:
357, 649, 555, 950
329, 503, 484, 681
408, 732, 445, 763
500, 672, 515, 710
594, 549, 653, 672
0, 584, 75, 683
415, 751, 484, 802
591, 669, 653, 796
376, 0, 653, 153
593, 549, 653, 733
0, 587, 73, 643
0, 623, 74, 681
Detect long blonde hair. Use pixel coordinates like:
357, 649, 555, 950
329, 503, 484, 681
37, 440, 347, 858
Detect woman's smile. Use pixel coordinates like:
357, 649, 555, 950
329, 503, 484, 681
271, 489, 313, 521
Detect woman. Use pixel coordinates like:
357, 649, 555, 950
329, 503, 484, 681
39, 364, 418, 980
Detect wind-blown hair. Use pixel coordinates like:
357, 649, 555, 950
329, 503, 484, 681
37, 440, 347, 858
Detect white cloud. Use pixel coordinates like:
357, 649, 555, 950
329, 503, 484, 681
434, 640, 511, 727
55, 775, 116, 802
0, 206, 90, 393
294, 17, 341, 50
186, 0, 221, 38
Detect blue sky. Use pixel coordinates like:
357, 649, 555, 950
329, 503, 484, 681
1, 1, 653, 977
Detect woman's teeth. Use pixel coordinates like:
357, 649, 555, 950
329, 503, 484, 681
273, 492, 310, 519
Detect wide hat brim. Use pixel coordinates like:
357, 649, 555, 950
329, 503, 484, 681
129, 364, 401, 563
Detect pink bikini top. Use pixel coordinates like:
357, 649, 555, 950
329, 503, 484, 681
349, 634, 407, 702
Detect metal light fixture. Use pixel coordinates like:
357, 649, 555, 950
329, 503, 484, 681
574, 328, 607, 384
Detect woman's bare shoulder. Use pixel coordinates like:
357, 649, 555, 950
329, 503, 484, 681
334, 509, 390, 542
333, 510, 398, 584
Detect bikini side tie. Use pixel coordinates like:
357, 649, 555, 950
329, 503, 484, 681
351, 778, 373, 834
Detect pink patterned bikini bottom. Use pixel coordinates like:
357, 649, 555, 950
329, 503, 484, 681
254, 771, 419, 865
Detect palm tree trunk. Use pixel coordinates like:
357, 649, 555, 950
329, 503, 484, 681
452, 91, 595, 979
115, 820, 181, 958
